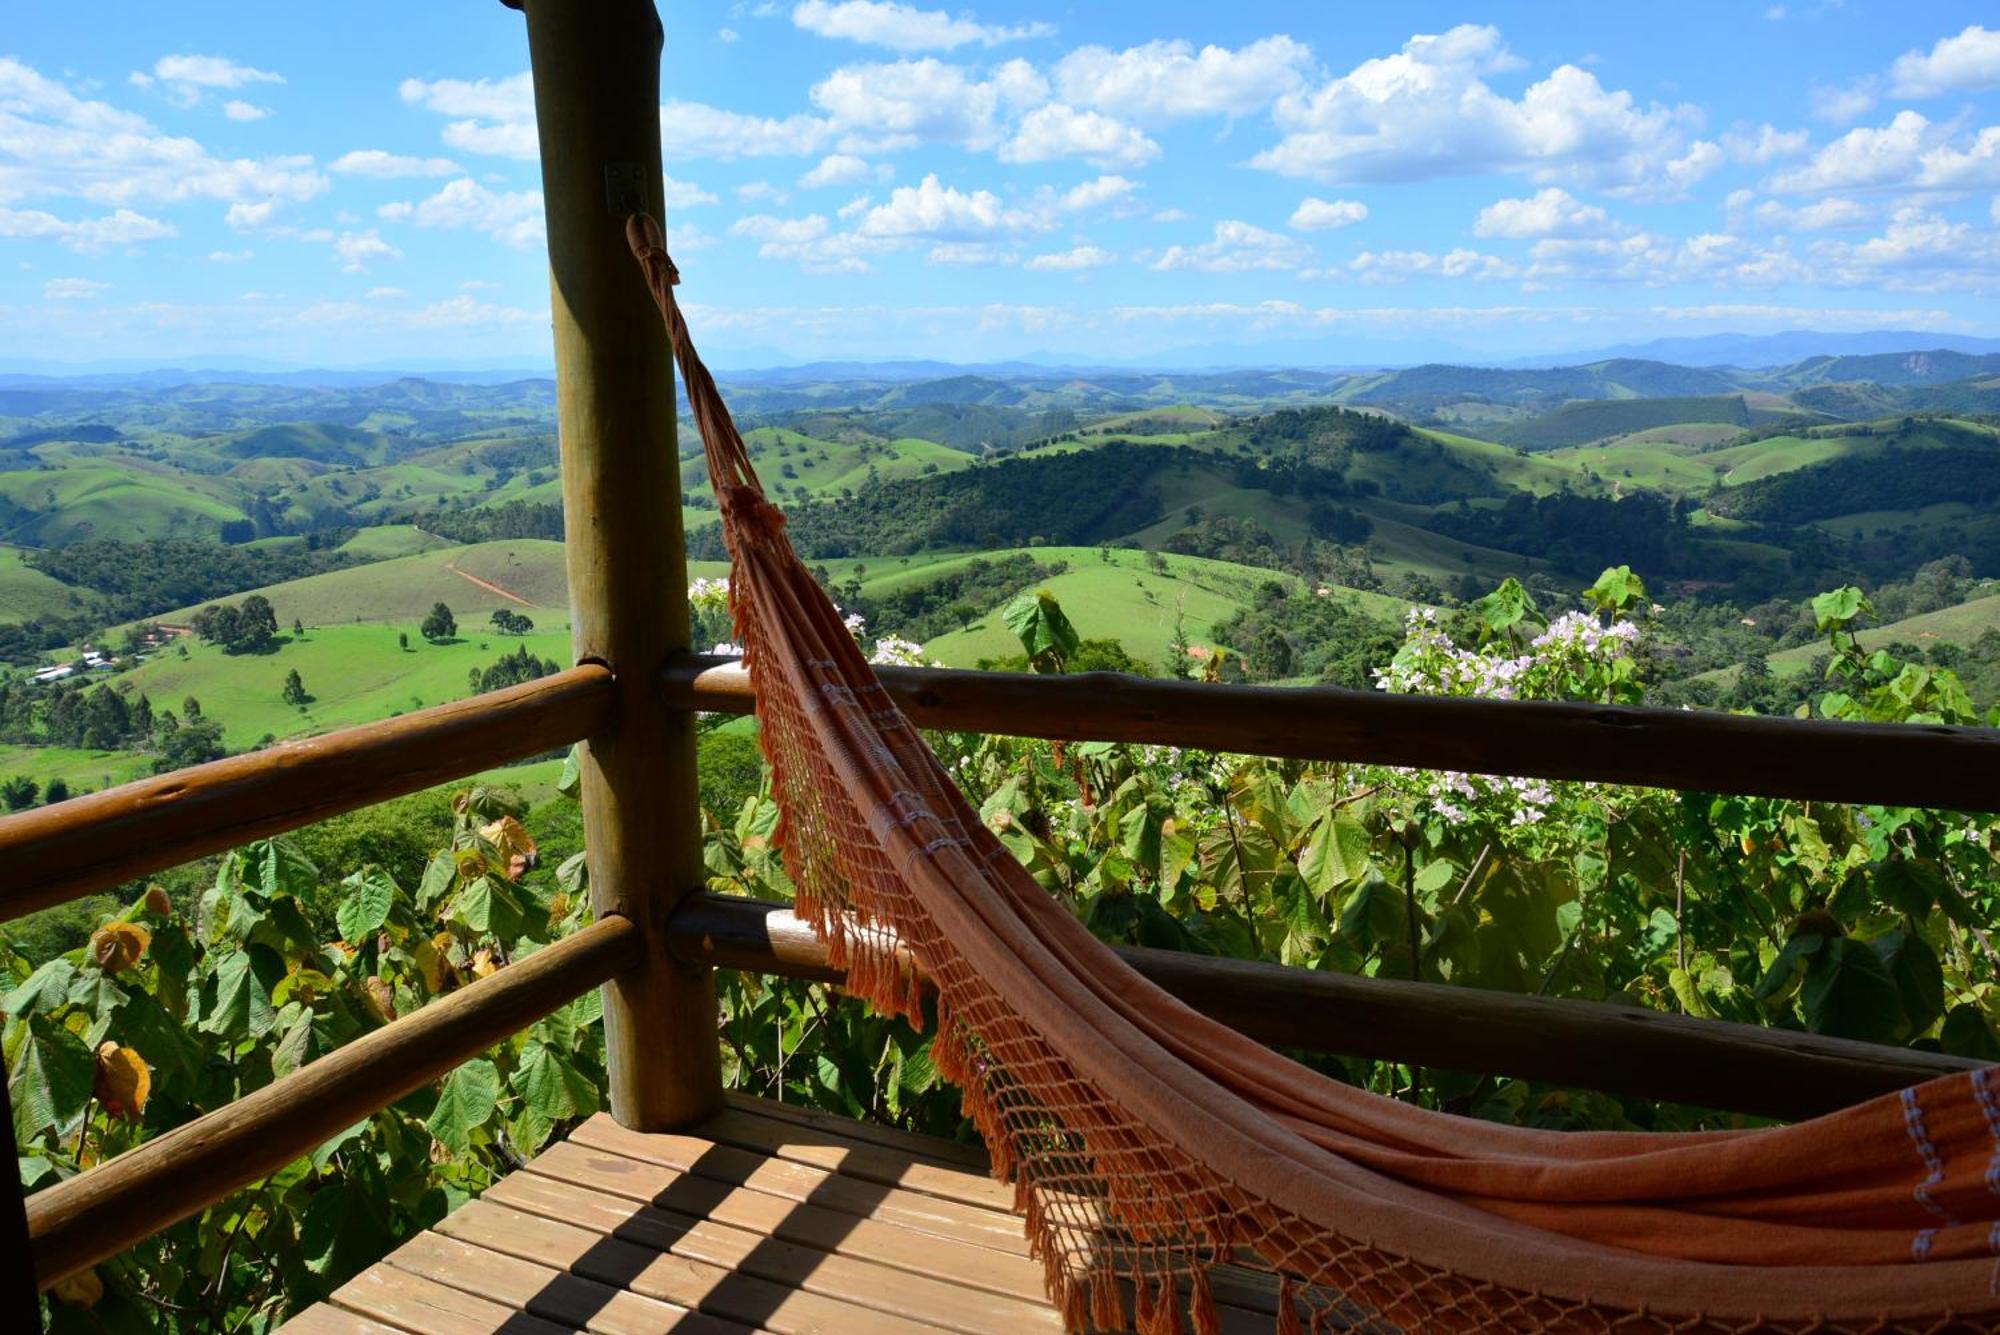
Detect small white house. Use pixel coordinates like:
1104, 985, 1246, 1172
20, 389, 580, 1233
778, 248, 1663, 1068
31, 664, 75, 683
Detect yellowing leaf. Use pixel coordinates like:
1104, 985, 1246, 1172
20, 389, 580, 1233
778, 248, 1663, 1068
479, 816, 538, 880
93, 1042, 151, 1119
361, 976, 397, 1022
470, 949, 498, 980
89, 921, 150, 973
51, 1268, 103, 1308
414, 935, 450, 992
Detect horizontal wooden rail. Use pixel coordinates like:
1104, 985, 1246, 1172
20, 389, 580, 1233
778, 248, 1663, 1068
666, 893, 1976, 1122
27, 913, 640, 1289
0, 664, 616, 920
662, 655, 2000, 812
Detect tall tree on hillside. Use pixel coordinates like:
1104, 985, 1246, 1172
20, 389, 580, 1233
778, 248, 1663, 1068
282, 669, 310, 707
421, 603, 457, 642
236, 594, 279, 652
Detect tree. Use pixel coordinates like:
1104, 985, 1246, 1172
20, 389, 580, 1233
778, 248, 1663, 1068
282, 669, 310, 707
490, 609, 534, 636
293, 618, 305, 637
421, 603, 457, 642
235, 594, 279, 652
1, 776, 38, 810
42, 777, 70, 804
398, 632, 410, 652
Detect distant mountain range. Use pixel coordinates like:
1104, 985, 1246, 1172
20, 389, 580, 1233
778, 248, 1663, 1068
6, 330, 2000, 389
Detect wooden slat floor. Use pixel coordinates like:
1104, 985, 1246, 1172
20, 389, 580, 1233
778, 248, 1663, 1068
283, 1092, 1280, 1334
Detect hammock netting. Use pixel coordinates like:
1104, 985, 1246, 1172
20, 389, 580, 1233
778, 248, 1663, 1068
628, 214, 2000, 1334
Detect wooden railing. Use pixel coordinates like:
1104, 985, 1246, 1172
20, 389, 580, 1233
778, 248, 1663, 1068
2, 0, 1996, 1316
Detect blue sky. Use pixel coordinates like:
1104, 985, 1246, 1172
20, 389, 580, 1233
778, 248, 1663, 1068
3, 1, 1999, 368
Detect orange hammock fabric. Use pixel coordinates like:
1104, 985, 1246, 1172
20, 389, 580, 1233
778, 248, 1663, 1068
628, 213, 2000, 1333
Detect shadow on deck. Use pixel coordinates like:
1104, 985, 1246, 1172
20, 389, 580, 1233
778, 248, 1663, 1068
280, 1092, 1280, 1333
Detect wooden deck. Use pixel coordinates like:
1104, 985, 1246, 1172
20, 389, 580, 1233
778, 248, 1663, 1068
281, 1093, 1283, 1333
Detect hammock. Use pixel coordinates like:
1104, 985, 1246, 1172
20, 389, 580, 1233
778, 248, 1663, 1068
626, 213, 2000, 1334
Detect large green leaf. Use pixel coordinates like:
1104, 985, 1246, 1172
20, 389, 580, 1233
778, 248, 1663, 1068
202, 948, 276, 1039
3, 959, 75, 1018
336, 870, 398, 943
1810, 586, 1870, 633
1337, 875, 1408, 955
1001, 591, 1080, 671
247, 838, 320, 900
1800, 937, 1906, 1045
1471, 578, 1540, 640
1871, 930, 1943, 1037
1873, 860, 1944, 920
9, 1018, 93, 1140
1299, 813, 1370, 898
512, 1041, 598, 1123
1941, 1004, 2000, 1062
427, 1058, 500, 1152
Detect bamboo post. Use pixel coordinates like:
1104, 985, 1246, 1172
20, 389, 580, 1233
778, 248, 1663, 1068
509, 0, 721, 1127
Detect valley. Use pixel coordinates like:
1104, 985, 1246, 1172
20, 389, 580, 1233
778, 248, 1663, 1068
2, 345, 1998, 804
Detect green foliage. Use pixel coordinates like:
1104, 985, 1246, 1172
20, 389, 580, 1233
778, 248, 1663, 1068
1001, 590, 1081, 673
6, 793, 601, 1328
419, 602, 456, 643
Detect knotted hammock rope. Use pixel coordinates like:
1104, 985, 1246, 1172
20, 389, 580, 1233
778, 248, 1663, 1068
627, 213, 2000, 1334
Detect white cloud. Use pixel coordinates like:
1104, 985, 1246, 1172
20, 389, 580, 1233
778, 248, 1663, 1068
1027, 244, 1115, 271
1751, 196, 1870, 230
331, 149, 462, 178
146, 54, 283, 109
666, 176, 719, 208
0, 58, 327, 210
222, 100, 267, 122
927, 241, 1017, 265
405, 296, 543, 328
1803, 205, 2000, 291
1288, 197, 1367, 231
1473, 187, 1626, 239
1054, 175, 1137, 212
857, 173, 1037, 237
408, 177, 545, 248
0, 205, 176, 252
1918, 127, 2000, 189
1151, 207, 1191, 222
1348, 247, 1519, 283
366, 286, 406, 299
42, 277, 109, 300
1250, 25, 1718, 198
1053, 37, 1313, 124
1152, 220, 1311, 273
1810, 80, 1877, 126
1764, 112, 2000, 193
1768, 110, 1931, 192
330, 228, 399, 272
663, 100, 838, 159
1890, 25, 2000, 98
791, 1, 1052, 52
999, 104, 1159, 170
720, 28, 741, 43
799, 153, 887, 187
376, 201, 413, 221
735, 181, 785, 203
399, 72, 539, 159
1722, 123, 1808, 164
730, 211, 891, 272
226, 201, 274, 230
153, 55, 282, 89
208, 248, 252, 262
810, 57, 1044, 152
